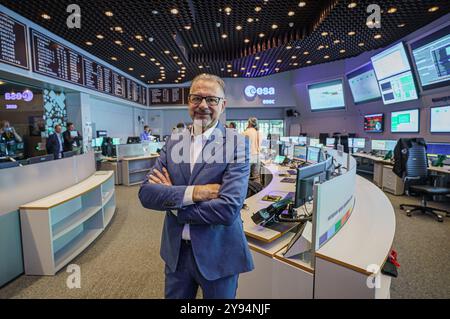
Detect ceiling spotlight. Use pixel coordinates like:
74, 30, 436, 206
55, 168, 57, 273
259, 33, 265, 38
289, 22, 294, 27
247, 17, 254, 23
428, 6, 439, 12
152, 10, 158, 15
303, 51, 309, 55
128, 47, 135, 51
224, 7, 232, 15
293, 63, 299, 66
236, 25, 242, 31
135, 35, 144, 41
222, 34, 228, 39
275, 68, 280, 72
114, 40, 122, 45
272, 24, 278, 29
387, 7, 397, 14
140, 75, 145, 78
164, 50, 170, 54
173, 56, 179, 59
155, 62, 161, 66
277, 59, 282, 63
193, 43, 199, 47
85, 41, 93, 46
140, 53, 146, 57
41, 13, 51, 20
148, 37, 154, 42
299, 2, 306, 7
170, 8, 179, 14
114, 26, 123, 32
374, 34, 382, 39
286, 45, 292, 49
348, 2, 357, 8
306, 60, 311, 64
263, 63, 269, 66
321, 32, 328, 36
324, 55, 330, 59
348, 31, 356, 36
216, 22, 221, 28
339, 49, 346, 53
184, 25, 191, 30
358, 42, 365, 47
397, 23, 406, 28
233, 74, 238, 77
255, 6, 262, 12
244, 39, 250, 43
111, 57, 117, 61
291, 55, 297, 59
105, 11, 114, 17
252, 65, 257, 68
128, 67, 134, 71
333, 39, 340, 44
96, 34, 104, 39
288, 11, 295, 16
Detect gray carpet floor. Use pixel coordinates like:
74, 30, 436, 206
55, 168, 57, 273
0, 184, 449, 299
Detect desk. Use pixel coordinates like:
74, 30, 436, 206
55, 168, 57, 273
237, 152, 395, 299
353, 153, 393, 187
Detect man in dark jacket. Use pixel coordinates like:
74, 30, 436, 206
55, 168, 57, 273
46, 124, 64, 159
62, 122, 82, 152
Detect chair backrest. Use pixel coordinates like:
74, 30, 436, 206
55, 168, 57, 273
247, 180, 264, 198
405, 141, 428, 179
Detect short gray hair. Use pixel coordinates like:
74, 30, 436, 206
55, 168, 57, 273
190, 73, 226, 96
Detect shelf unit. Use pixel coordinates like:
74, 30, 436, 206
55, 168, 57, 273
20, 171, 116, 275
121, 155, 158, 186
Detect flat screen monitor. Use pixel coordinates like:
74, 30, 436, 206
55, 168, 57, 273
293, 145, 307, 161
326, 138, 335, 147
427, 143, 450, 158
411, 25, 450, 90
280, 137, 290, 143
364, 113, 384, 133
430, 105, 450, 133
352, 138, 366, 149
371, 42, 418, 105
261, 139, 270, 149
307, 146, 321, 164
112, 138, 121, 145
391, 109, 420, 133
347, 63, 381, 104
93, 137, 104, 147
274, 155, 286, 164
96, 130, 107, 137
127, 136, 141, 144
29, 154, 54, 164
371, 140, 398, 152
298, 136, 307, 145
294, 159, 328, 208
70, 131, 78, 138
308, 79, 345, 111
309, 138, 320, 147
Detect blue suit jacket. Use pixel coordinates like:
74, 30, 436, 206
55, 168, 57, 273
139, 123, 254, 281
46, 133, 63, 159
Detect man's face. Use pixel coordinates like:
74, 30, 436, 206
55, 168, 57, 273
188, 79, 226, 129
55, 126, 62, 133
68, 124, 74, 131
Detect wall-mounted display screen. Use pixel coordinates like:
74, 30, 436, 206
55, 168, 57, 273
411, 25, 450, 90
371, 140, 398, 152
308, 79, 345, 111
391, 109, 420, 133
0, 12, 29, 70
347, 63, 381, 104
364, 113, 384, 133
371, 42, 419, 105
430, 105, 450, 133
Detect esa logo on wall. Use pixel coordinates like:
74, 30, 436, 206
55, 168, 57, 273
5, 90, 34, 102
244, 85, 276, 104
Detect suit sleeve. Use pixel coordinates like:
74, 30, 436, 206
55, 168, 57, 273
138, 140, 187, 211
177, 138, 250, 226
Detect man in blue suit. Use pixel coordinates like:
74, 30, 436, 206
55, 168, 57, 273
46, 124, 64, 159
139, 74, 254, 299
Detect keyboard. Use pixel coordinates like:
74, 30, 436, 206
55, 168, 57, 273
287, 169, 297, 175
280, 177, 296, 183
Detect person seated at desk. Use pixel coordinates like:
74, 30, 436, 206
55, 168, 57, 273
140, 125, 155, 142
0, 120, 23, 156
63, 122, 82, 153
46, 124, 64, 159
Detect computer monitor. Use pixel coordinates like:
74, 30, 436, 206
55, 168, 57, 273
309, 138, 320, 147
127, 136, 141, 144
96, 130, 107, 137
293, 145, 307, 161
294, 160, 328, 208
307, 146, 321, 164
280, 137, 291, 143
70, 131, 78, 138
62, 151, 77, 158
0, 161, 20, 169
29, 154, 54, 164
430, 106, 450, 133
371, 139, 397, 152
261, 139, 270, 149
92, 137, 104, 148
352, 138, 366, 149
289, 137, 300, 145
112, 138, 121, 146
298, 136, 307, 145
274, 155, 286, 164
427, 143, 450, 159
326, 138, 336, 147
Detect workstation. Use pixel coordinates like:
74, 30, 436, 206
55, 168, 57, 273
0, 1, 449, 301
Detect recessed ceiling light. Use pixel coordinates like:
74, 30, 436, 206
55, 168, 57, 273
227, 64, 232, 68
318, 45, 324, 50
252, 65, 257, 68
387, 7, 397, 14
291, 55, 297, 59
348, 31, 356, 36
246, 72, 251, 76
247, 17, 254, 23
85, 41, 93, 46
193, 43, 199, 47
236, 25, 242, 31
198, 65, 204, 69
111, 57, 117, 61
303, 51, 309, 55
128, 47, 135, 51
428, 6, 439, 12
150, 81, 155, 84
128, 67, 134, 71
259, 33, 265, 38
348, 2, 357, 9
173, 56, 179, 60
333, 39, 340, 44
255, 6, 262, 12
374, 34, 382, 39
397, 23, 406, 28
170, 8, 179, 14
272, 24, 278, 29
159, 66, 165, 69
41, 13, 51, 20
227, 69, 232, 73
340, 49, 346, 53
293, 63, 299, 66
306, 60, 311, 64
182, 67, 186, 70
114, 26, 123, 32
135, 35, 144, 41
233, 74, 238, 77
150, 58, 156, 62
222, 34, 228, 39
263, 63, 269, 66
155, 62, 161, 66
286, 45, 292, 49
277, 60, 282, 63
288, 11, 295, 17
96, 34, 104, 39
177, 61, 182, 65
152, 10, 158, 15
298, 2, 306, 7
164, 50, 170, 54
324, 55, 330, 59
275, 68, 280, 72
244, 39, 250, 43
241, 67, 246, 71
105, 11, 113, 17
321, 32, 328, 36
358, 42, 365, 47
140, 53, 146, 57
184, 25, 191, 30
140, 75, 145, 78
114, 40, 122, 45
224, 7, 232, 15
255, 57, 260, 60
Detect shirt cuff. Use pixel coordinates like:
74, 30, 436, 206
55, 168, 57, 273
182, 186, 195, 207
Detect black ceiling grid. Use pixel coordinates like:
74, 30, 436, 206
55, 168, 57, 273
0, 0, 448, 84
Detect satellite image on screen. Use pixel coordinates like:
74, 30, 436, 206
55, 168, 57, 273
364, 114, 384, 133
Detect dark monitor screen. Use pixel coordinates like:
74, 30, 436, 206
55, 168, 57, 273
97, 130, 107, 137
293, 145, 307, 161
294, 160, 327, 208
127, 136, 141, 144
427, 143, 450, 158
29, 154, 54, 164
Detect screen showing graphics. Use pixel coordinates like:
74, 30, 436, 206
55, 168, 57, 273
371, 42, 418, 105
364, 113, 384, 133
308, 79, 345, 111
326, 138, 335, 147
293, 145, 307, 161
427, 143, 450, 158
391, 109, 420, 133
411, 25, 450, 90
347, 63, 381, 104
307, 147, 320, 164
430, 105, 450, 133
298, 136, 307, 145
371, 140, 397, 152
352, 138, 366, 149
309, 138, 320, 147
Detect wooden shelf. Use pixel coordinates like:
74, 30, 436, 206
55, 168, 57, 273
52, 206, 102, 240
54, 228, 103, 272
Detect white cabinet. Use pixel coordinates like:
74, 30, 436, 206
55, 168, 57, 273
121, 155, 158, 186
20, 171, 116, 275
382, 165, 404, 195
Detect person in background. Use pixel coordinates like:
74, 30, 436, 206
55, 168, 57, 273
176, 122, 187, 133
1, 120, 22, 143
140, 125, 155, 142
46, 124, 64, 159
228, 122, 237, 130
242, 117, 263, 182
62, 122, 82, 153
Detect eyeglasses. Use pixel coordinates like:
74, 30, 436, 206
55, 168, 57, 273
188, 94, 224, 106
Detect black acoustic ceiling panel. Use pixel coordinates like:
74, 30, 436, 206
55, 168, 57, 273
0, 0, 449, 84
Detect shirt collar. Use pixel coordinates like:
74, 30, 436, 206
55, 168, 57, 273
190, 121, 218, 140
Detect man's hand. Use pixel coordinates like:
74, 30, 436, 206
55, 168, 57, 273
193, 184, 221, 202
149, 167, 172, 186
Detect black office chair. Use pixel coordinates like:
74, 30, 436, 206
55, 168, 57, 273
247, 180, 263, 198
399, 140, 450, 222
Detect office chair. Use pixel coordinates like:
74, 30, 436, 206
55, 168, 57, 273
399, 140, 450, 222
247, 179, 263, 198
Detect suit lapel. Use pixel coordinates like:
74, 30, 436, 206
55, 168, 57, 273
189, 124, 227, 184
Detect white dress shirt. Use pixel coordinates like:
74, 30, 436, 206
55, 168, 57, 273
180, 123, 218, 240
